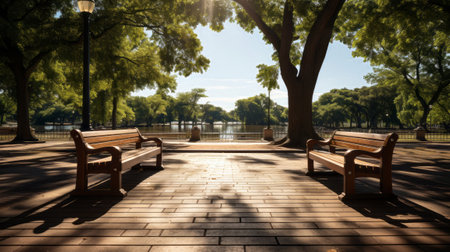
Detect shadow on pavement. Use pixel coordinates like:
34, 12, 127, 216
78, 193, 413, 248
0, 168, 161, 233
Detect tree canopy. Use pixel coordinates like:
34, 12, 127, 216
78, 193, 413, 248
0, 0, 228, 141
337, 0, 449, 129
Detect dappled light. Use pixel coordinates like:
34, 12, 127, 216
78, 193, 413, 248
1, 148, 448, 249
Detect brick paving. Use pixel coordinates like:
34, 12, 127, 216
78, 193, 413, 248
0, 141, 449, 251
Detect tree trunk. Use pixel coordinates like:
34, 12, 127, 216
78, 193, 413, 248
112, 96, 118, 129
283, 82, 320, 147
13, 72, 38, 142
419, 106, 430, 129
267, 90, 271, 129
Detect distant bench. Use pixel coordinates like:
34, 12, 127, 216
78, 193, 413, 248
70, 128, 163, 196
306, 131, 398, 200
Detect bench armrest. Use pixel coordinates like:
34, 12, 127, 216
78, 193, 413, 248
86, 146, 122, 157
344, 148, 382, 161
306, 138, 331, 152
140, 137, 163, 147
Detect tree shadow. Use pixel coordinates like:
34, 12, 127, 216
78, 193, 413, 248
0, 168, 161, 234
229, 155, 278, 165
307, 170, 450, 229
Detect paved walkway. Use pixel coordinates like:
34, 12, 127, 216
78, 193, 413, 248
0, 141, 449, 251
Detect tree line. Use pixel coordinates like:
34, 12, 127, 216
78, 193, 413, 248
0, 88, 288, 128
313, 85, 449, 131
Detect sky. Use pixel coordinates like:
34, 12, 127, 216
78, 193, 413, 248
133, 22, 374, 112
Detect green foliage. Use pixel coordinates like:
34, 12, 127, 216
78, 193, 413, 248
175, 88, 207, 124
256, 64, 279, 91
313, 85, 408, 129
201, 103, 231, 124
233, 94, 287, 125
337, 0, 449, 128
0, 91, 15, 125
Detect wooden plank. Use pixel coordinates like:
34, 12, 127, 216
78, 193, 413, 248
89, 138, 139, 149
310, 151, 377, 168
81, 129, 138, 138
333, 135, 385, 147
334, 131, 389, 141
122, 148, 161, 170
309, 151, 345, 175
84, 133, 139, 144
331, 140, 379, 152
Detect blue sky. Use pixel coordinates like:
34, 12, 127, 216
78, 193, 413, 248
133, 22, 373, 111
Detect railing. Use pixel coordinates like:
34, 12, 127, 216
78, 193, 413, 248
315, 128, 450, 142
1, 126, 449, 142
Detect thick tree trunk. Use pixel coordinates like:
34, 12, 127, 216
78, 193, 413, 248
112, 96, 118, 129
419, 106, 430, 129
283, 82, 320, 147
13, 72, 38, 142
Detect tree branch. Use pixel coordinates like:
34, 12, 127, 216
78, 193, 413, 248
115, 55, 139, 65
25, 49, 53, 79
299, 0, 345, 81
279, 1, 298, 79
233, 0, 281, 52
415, 46, 421, 83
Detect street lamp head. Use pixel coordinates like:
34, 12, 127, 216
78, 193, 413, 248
77, 0, 95, 13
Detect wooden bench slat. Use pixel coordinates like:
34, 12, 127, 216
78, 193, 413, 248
331, 140, 379, 152
89, 138, 139, 149
334, 131, 390, 141
333, 135, 385, 147
80, 129, 139, 137
122, 148, 162, 170
84, 133, 140, 144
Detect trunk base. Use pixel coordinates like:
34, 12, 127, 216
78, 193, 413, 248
272, 136, 288, 145
278, 138, 304, 149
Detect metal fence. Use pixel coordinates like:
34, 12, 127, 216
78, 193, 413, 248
315, 128, 450, 142
1, 126, 449, 142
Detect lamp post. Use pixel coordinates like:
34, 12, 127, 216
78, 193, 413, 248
78, 0, 95, 131
429, 104, 433, 129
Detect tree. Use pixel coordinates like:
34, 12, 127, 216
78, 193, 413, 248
1, 0, 227, 141
201, 103, 230, 124
233, 94, 287, 125
229, 0, 345, 147
127, 96, 151, 126
175, 88, 207, 125
0, 91, 15, 125
256, 64, 280, 129
0, 0, 78, 141
314, 91, 347, 128
337, 0, 449, 129
234, 95, 265, 125
146, 94, 169, 127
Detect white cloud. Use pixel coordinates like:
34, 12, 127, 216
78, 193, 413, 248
201, 78, 257, 84
271, 90, 288, 99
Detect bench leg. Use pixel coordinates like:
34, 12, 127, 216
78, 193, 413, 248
74, 160, 88, 195
306, 158, 314, 175
341, 164, 355, 200
111, 169, 126, 196
156, 153, 163, 168
380, 172, 393, 195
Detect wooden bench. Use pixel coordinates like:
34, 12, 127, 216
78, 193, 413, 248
70, 128, 163, 196
306, 131, 398, 200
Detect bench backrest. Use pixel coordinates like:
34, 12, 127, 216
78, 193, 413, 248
71, 128, 143, 149
330, 131, 398, 152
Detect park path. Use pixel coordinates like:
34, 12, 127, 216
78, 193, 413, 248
0, 141, 449, 251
